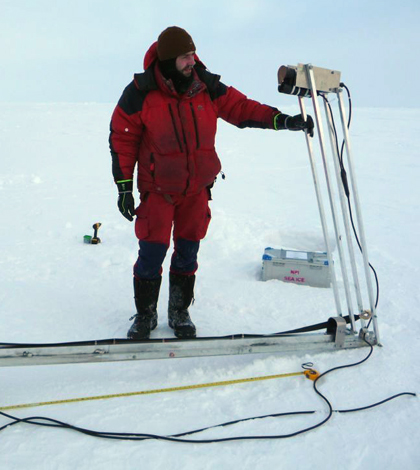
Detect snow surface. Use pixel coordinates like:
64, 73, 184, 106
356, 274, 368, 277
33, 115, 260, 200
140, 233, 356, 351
0, 102, 419, 469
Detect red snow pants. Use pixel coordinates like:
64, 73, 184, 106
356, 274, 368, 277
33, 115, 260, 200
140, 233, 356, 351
133, 188, 211, 279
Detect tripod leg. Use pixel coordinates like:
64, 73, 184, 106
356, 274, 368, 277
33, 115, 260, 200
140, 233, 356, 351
337, 90, 380, 343
323, 97, 364, 332
298, 95, 342, 317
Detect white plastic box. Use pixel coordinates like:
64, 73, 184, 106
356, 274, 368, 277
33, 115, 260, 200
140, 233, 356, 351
261, 248, 331, 288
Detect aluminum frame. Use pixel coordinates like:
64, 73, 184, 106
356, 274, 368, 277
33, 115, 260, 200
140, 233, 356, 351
296, 64, 379, 343
0, 326, 376, 367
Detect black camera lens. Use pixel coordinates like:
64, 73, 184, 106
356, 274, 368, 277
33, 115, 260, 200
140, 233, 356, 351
277, 65, 312, 97
278, 66, 297, 86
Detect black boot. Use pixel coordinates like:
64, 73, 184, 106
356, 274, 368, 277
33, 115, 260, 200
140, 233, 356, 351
168, 272, 196, 339
127, 277, 161, 340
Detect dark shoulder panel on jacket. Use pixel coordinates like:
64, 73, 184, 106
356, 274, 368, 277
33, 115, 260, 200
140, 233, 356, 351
195, 66, 227, 101
117, 81, 148, 116
117, 68, 157, 116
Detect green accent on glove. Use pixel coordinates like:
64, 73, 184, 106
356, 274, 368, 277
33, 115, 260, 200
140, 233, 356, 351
273, 113, 281, 131
117, 180, 133, 193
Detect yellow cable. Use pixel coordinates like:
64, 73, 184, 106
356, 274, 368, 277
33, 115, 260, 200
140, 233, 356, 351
0, 371, 311, 412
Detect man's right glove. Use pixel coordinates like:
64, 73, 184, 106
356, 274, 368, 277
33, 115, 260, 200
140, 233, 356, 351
117, 180, 136, 221
274, 113, 314, 138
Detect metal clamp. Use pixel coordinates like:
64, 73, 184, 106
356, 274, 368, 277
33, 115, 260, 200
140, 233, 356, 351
327, 316, 347, 348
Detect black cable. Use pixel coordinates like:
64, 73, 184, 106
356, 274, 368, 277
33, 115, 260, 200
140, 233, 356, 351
335, 393, 416, 414
1, 391, 415, 443
0, 339, 415, 443
321, 88, 379, 311
0, 314, 360, 348
341, 85, 379, 311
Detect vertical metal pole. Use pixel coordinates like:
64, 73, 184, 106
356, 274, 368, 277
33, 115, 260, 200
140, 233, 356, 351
305, 64, 355, 323
323, 97, 365, 330
298, 96, 342, 317
336, 89, 380, 342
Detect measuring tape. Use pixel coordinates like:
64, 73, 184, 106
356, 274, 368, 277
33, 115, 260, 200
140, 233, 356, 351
0, 368, 320, 412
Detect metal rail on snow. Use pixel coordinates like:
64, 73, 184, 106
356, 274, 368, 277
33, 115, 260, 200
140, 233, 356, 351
0, 323, 375, 367
0, 64, 379, 368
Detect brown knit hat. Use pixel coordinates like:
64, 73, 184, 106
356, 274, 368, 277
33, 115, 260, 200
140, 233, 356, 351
157, 26, 196, 61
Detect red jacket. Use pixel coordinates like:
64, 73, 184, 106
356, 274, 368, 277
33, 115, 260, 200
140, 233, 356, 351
109, 42, 279, 195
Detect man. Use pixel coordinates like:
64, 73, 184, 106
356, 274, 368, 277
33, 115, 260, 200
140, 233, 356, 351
109, 26, 313, 341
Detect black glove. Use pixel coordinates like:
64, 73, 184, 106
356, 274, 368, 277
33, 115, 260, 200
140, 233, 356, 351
275, 113, 314, 137
117, 180, 136, 221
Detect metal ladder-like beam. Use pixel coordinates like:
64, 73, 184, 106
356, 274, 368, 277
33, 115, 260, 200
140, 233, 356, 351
0, 328, 376, 368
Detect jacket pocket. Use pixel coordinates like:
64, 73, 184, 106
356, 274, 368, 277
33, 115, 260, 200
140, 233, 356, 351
195, 149, 222, 189
152, 152, 189, 193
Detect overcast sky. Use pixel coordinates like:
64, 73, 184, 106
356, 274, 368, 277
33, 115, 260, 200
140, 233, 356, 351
1, 0, 419, 108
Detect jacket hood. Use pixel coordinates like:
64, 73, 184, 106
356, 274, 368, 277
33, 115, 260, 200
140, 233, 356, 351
143, 41, 203, 70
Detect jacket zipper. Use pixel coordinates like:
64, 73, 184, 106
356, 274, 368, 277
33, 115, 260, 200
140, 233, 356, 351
168, 104, 183, 152
190, 102, 200, 149
176, 102, 190, 194
150, 153, 155, 180
177, 102, 188, 147
170, 101, 190, 194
